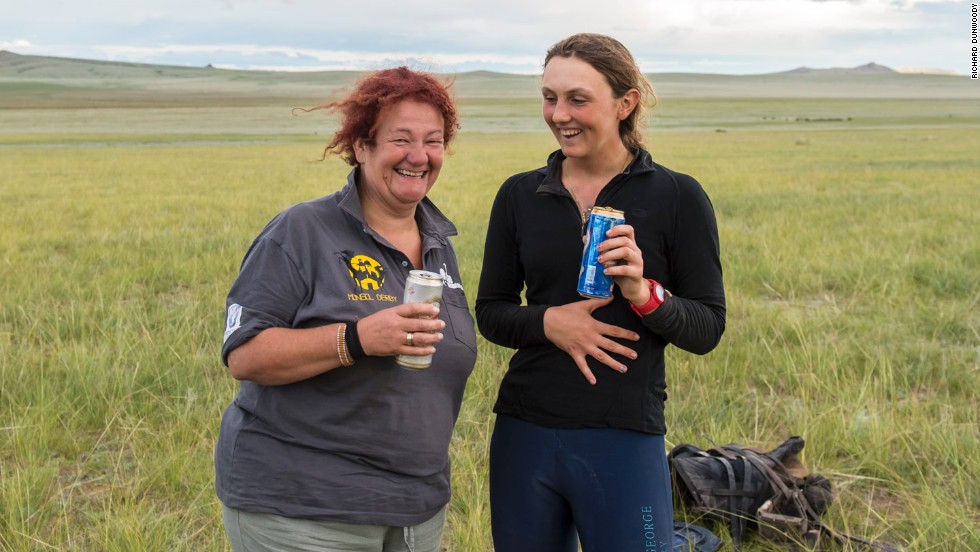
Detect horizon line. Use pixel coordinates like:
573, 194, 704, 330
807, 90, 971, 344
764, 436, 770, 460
0, 49, 965, 78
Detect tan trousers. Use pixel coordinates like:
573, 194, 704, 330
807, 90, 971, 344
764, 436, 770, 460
222, 504, 446, 552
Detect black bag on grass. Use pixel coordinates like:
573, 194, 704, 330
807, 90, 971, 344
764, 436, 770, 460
672, 520, 722, 552
669, 436, 899, 551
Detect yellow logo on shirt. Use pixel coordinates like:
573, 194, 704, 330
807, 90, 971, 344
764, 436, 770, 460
348, 254, 385, 291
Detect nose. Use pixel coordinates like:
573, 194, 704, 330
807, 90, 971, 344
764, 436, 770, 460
406, 140, 427, 165
550, 99, 571, 124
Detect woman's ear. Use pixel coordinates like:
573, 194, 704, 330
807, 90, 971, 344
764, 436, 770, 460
618, 89, 641, 121
353, 139, 367, 164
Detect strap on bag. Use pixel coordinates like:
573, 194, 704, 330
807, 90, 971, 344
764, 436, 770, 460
670, 438, 902, 552
752, 445, 902, 552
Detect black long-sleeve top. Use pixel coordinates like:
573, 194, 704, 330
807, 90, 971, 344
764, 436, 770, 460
476, 148, 726, 434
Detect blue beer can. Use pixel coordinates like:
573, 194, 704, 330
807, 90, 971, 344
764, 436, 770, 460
577, 206, 626, 299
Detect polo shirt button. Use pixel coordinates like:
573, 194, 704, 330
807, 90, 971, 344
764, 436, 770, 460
401, 261, 408, 267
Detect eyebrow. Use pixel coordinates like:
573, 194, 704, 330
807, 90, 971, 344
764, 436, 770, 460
386, 128, 444, 139
541, 86, 593, 96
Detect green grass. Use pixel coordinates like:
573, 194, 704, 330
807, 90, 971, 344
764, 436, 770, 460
1, 86, 978, 551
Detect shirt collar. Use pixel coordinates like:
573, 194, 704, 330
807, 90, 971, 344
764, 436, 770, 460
536, 147, 657, 196
338, 167, 458, 239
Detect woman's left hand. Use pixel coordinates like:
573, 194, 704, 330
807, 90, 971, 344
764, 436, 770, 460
596, 224, 650, 306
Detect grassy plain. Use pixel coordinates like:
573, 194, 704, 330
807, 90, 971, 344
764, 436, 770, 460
1, 54, 978, 550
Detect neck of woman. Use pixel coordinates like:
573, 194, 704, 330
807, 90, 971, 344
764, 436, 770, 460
360, 196, 423, 267
362, 202, 418, 238
565, 146, 632, 181
562, 145, 634, 208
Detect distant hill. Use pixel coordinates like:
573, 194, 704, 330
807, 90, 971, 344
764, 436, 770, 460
0, 51, 974, 108
0, 49, 361, 84
776, 62, 896, 75
0, 50, 366, 108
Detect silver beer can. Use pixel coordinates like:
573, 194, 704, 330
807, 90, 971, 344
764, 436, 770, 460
396, 269, 444, 369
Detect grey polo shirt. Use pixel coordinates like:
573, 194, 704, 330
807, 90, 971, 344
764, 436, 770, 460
216, 169, 477, 526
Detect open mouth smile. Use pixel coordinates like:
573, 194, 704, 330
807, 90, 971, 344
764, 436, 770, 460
395, 168, 426, 178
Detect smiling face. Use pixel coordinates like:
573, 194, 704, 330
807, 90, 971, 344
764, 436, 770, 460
354, 100, 445, 211
541, 55, 636, 162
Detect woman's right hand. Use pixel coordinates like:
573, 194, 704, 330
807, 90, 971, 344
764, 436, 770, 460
356, 302, 446, 357
227, 302, 445, 385
543, 298, 640, 385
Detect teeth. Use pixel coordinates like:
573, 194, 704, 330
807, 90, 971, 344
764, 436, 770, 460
560, 129, 581, 137
396, 169, 425, 178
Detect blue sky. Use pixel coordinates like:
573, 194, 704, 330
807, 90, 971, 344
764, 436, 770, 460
0, 0, 970, 75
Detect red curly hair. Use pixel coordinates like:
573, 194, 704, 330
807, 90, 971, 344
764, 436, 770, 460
308, 67, 459, 166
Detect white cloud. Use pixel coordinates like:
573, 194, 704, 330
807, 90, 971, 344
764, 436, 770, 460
92, 43, 544, 72
0, 0, 965, 74
0, 39, 34, 50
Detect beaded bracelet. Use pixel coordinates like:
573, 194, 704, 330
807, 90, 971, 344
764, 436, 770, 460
336, 323, 354, 367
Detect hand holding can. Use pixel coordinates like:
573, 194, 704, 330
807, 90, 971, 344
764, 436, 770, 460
577, 207, 626, 299
396, 270, 444, 369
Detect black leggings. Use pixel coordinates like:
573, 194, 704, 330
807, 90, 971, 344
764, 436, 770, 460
489, 415, 673, 552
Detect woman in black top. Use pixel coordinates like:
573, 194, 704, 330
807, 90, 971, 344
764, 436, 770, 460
476, 33, 726, 552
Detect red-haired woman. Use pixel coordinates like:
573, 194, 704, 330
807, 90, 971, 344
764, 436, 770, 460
216, 67, 476, 551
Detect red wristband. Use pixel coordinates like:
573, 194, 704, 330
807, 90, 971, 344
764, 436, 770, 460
630, 279, 666, 316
